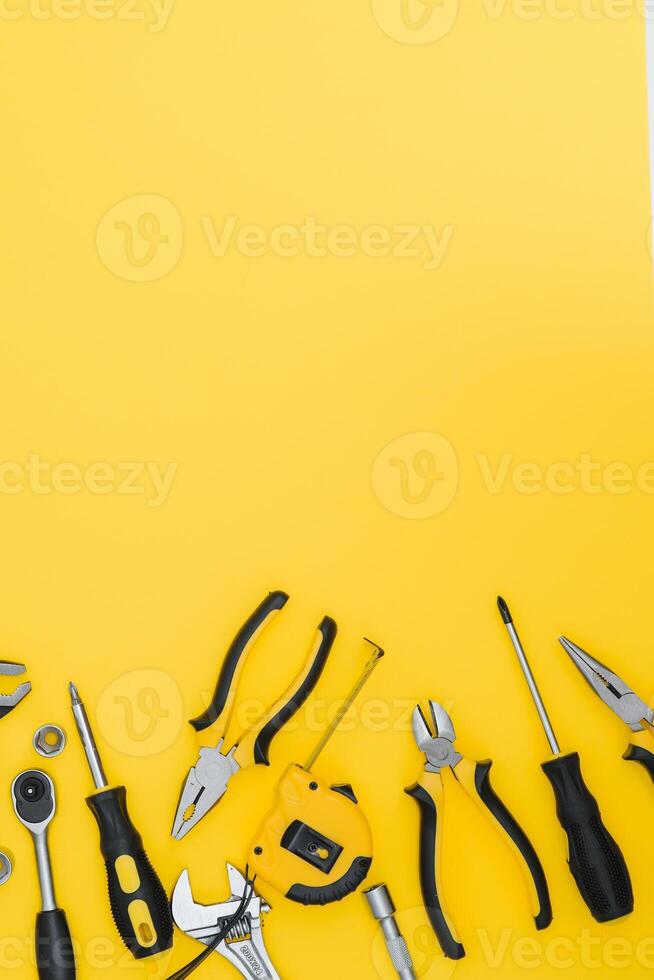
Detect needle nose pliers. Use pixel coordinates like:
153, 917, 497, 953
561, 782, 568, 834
172, 591, 337, 840
560, 636, 654, 779
405, 701, 552, 960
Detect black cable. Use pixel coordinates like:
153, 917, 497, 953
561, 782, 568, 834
166, 869, 257, 980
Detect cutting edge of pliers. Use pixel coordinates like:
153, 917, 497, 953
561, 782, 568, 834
0, 662, 31, 720
412, 700, 463, 774
559, 636, 654, 732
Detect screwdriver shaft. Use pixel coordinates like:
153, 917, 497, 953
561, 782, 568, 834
497, 598, 561, 755
69, 682, 108, 790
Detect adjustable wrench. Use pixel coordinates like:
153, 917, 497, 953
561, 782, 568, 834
171, 864, 280, 979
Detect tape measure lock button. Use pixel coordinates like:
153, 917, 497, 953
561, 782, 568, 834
281, 820, 343, 874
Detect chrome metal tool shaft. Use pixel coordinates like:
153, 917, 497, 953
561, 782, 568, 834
69, 682, 107, 789
497, 597, 561, 755
364, 884, 416, 980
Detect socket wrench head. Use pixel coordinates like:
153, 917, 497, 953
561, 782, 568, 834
364, 883, 396, 920
12, 770, 56, 834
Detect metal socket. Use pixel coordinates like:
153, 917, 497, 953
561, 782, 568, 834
0, 852, 12, 885
33, 725, 67, 758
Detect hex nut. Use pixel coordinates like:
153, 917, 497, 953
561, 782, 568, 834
0, 852, 12, 885
33, 725, 66, 758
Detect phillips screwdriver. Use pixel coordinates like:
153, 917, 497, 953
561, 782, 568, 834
69, 682, 173, 958
497, 597, 633, 923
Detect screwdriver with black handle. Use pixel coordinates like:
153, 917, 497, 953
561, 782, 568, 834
69, 682, 174, 958
497, 598, 633, 922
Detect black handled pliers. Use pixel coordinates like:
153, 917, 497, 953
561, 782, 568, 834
172, 591, 336, 840
560, 636, 654, 777
405, 701, 552, 960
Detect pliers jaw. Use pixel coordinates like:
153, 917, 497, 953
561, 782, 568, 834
412, 701, 462, 773
0, 663, 31, 720
560, 637, 654, 732
172, 741, 240, 840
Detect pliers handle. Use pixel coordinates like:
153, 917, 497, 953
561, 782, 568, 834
191, 590, 336, 767
406, 760, 551, 960
191, 591, 290, 734
406, 703, 551, 960
624, 730, 654, 781
173, 592, 337, 840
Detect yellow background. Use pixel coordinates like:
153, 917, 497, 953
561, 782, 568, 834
1, 1, 654, 977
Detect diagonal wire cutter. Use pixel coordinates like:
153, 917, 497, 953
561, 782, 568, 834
172, 591, 336, 840
0, 662, 31, 720
560, 636, 654, 779
405, 701, 552, 960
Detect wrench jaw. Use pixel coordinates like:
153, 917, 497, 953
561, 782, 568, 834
0, 663, 31, 721
171, 865, 279, 980
172, 741, 240, 840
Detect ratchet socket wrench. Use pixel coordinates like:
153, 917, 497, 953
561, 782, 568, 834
12, 771, 76, 980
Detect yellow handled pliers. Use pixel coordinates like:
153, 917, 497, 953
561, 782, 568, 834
405, 701, 552, 960
172, 591, 336, 840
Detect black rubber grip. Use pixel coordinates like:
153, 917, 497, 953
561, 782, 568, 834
541, 753, 633, 922
623, 743, 654, 782
35, 909, 76, 980
190, 590, 289, 732
87, 786, 173, 958
474, 760, 553, 930
404, 783, 465, 960
253, 616, 337, 765
286, 856, 372, 905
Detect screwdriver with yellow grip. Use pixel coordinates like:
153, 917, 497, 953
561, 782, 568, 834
69, 682, 174, 959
